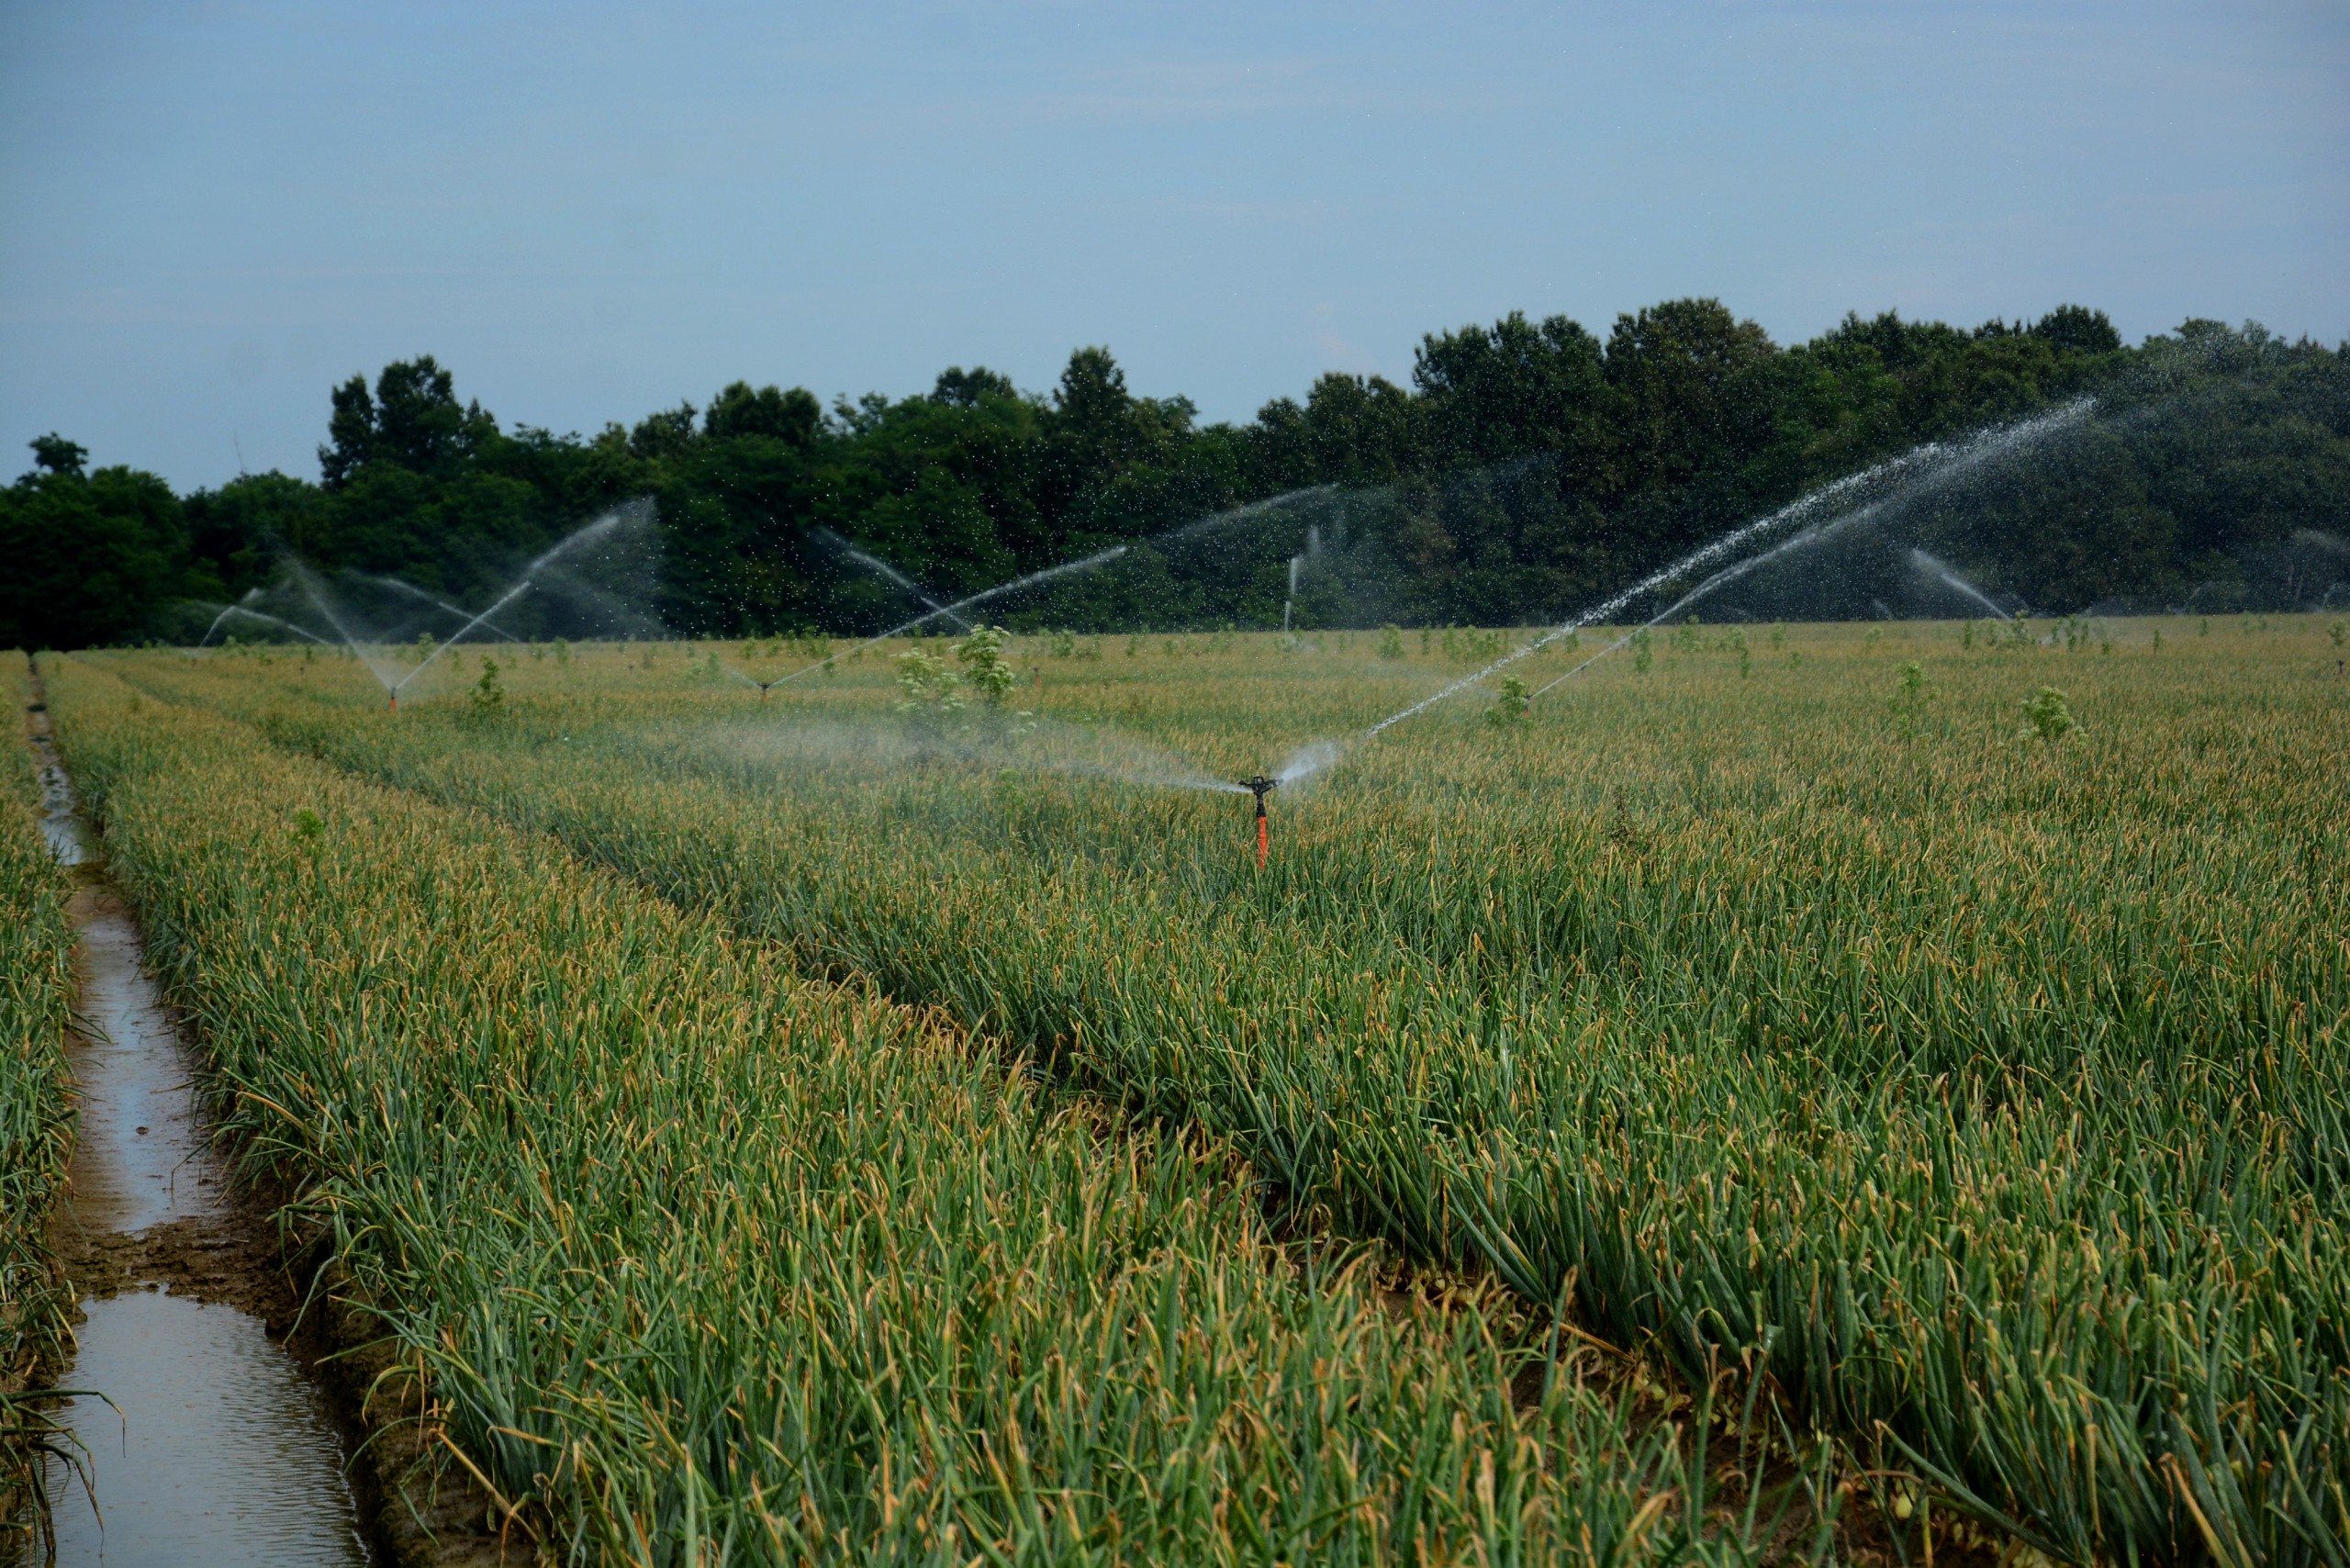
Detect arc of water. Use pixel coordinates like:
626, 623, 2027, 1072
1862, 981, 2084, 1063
1362, 398, 2093, 735
1529, 515, 1857, 698
1908, 548, 2019, 620
286, 563, 411, 690
390, 506, 639, 695
393, 577, 535, 692
771, 484, 1342, 690
829, 538, 976, 632
1525, 399, 2094, 702
366, 574, 526, 642
202, 604, 331, 645
1363, 458, 1902, 737
194, 588, 266, 649
768, 543, 1134, 689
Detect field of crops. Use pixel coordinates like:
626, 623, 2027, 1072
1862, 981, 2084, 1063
0, 657, 77, 1523
28, 615, 2350, 1565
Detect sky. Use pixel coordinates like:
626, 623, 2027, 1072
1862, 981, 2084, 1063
2, 1, 2344, 491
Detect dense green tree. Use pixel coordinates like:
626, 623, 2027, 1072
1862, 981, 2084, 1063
27, 433, 88, 477
0, 440, 187, 648
13, 305, 2346, 648
182, 471, 332, 598
2032, 304, 2123, 357
319, 355, 497, 486
929, 366, 1018, 409
703, 382, 822, 445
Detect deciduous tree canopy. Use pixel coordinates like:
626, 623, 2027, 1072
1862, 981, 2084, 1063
6, 302, 2345, 648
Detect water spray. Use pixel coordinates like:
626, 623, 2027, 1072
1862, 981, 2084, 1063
770, 543, 1135, 689
713, 663, 790, 700
385, 506, 636, 705
823, 533, 977, 633
194, 603, 331, 647
1908, 548, 2021, 621
1361, 398, 2095, 736
767, 485, 1341, 690
364, 573, 526, 642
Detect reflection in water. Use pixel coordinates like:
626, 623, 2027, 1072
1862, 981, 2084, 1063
64, 903, 225, 1236
30, 725, 84, 867
40, 1290, 370, 1567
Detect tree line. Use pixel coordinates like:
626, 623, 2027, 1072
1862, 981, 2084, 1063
5, 300, 2345, 649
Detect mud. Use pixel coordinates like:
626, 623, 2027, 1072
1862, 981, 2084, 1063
20, 687, 510, 1566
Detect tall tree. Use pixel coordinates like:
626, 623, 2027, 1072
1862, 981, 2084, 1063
0, 439, 186, 648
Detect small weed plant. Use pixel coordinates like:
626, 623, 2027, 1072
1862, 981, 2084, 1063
1485, 674, 1531, 730
2020, 685, 2076, 743
468, 657, 504, 715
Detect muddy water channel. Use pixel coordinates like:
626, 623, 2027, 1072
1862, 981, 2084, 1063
25, 700, 374, 1566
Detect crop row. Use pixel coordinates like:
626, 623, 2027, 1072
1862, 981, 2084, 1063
0, 656, 77, 1533
117, 625, 2350, 1567
39, 655, 1832, 1566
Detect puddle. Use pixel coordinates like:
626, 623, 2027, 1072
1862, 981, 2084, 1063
38, 1290, 370, 1566
22, 691, 376, 1566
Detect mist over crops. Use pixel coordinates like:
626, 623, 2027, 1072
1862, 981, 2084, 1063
25, 600, 2344, 1565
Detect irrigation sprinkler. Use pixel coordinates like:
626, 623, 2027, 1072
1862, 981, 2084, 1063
1238, 775, 1279, 868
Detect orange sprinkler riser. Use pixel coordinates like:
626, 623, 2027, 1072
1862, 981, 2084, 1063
1239, 774, 1278, 869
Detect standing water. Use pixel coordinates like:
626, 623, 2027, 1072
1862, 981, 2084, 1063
22, 683, 374, 1566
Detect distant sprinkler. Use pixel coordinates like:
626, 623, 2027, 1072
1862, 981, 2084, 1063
1238, 774, 1279, 868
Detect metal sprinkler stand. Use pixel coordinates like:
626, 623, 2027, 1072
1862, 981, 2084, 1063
1239, 774, 1279, 868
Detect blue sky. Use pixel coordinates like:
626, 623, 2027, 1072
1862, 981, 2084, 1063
3, 1, 2344, 490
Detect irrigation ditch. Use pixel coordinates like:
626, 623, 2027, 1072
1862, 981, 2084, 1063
16, 664, 506, 1566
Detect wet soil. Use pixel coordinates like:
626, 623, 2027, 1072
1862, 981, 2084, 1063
19, 688, 512, 1566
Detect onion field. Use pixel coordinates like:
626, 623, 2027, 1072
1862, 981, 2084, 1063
1, 658, 76, 1521
23, 615, 2350, 1566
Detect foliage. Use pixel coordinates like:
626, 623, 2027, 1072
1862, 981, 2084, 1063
111, 614, 2350, 1568
1486, 672, 1531, 728
0, 459, 187, 650
1889, 659, 1936, 729
890, 647, 961, 715
467, 655, 504, 715
2019, 685, 2076, 741
953, 625, 1018, 708
0, 660, 78, 1536
37, 655, 1826, 1565
18, 309, 2350, 649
